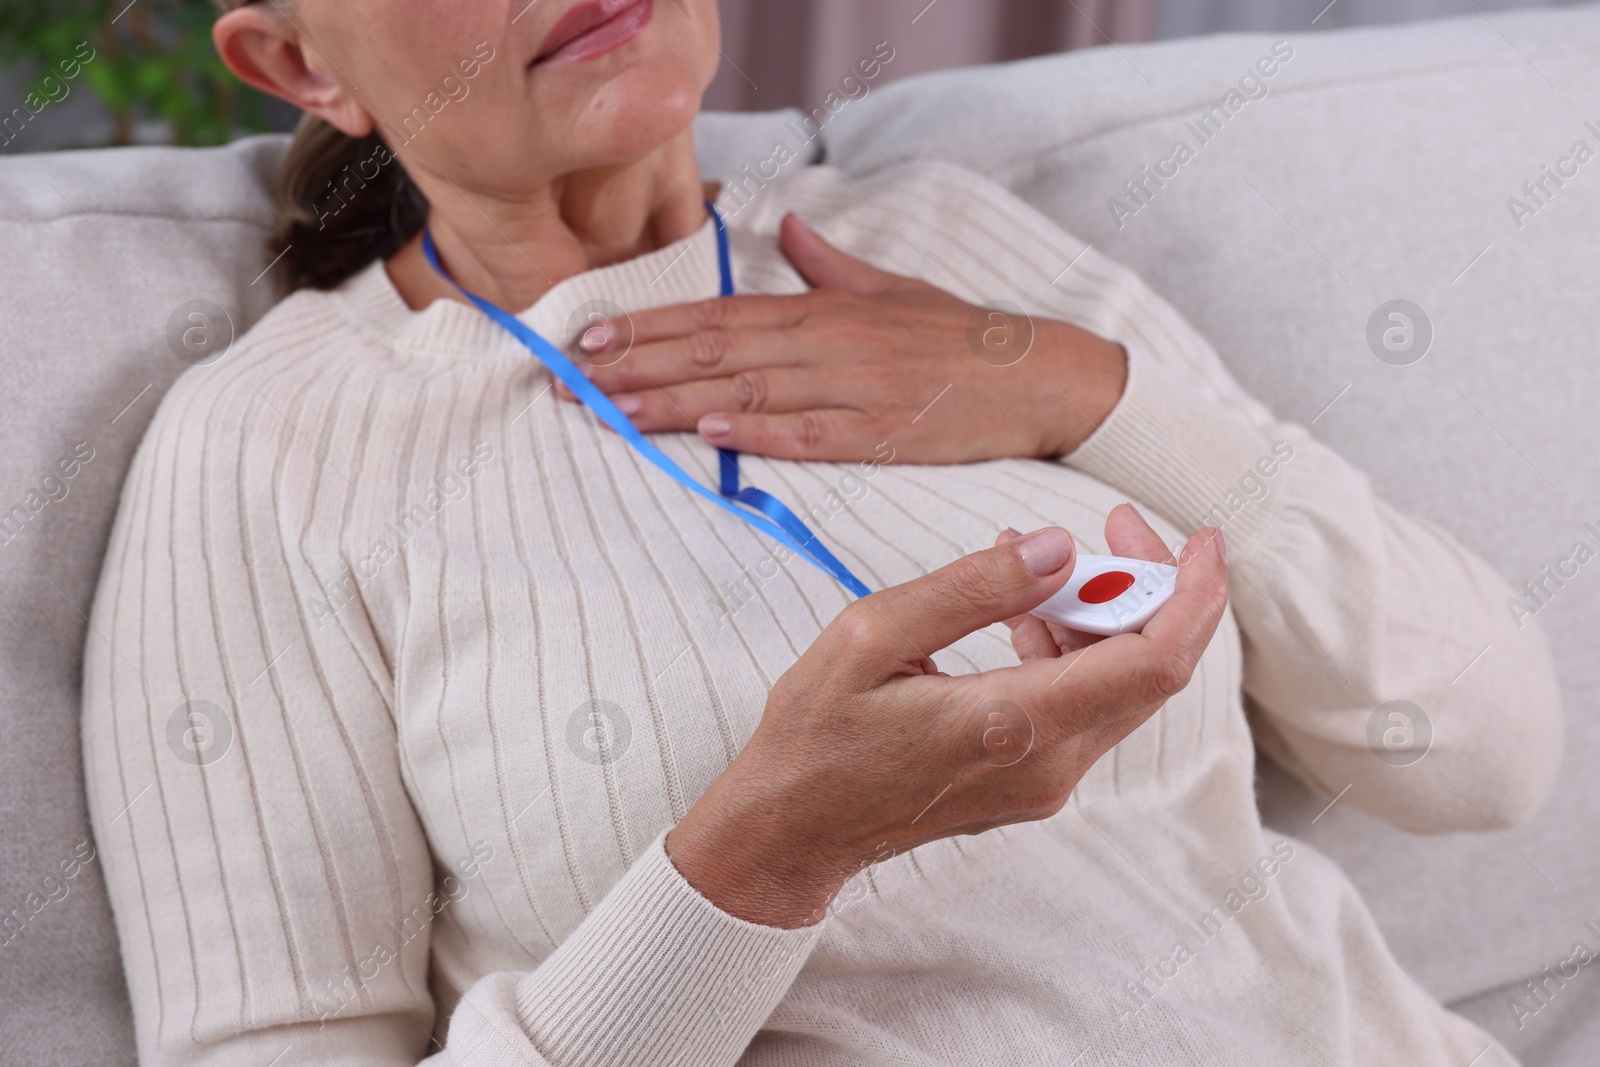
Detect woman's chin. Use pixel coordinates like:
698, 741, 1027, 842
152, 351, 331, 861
571, 70, 705, 163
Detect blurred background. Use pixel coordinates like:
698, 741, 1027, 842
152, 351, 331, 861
0, 0, 1587, 153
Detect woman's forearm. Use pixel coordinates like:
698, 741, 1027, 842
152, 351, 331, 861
1031, 320, 1130, 459
666, 747, 852, 929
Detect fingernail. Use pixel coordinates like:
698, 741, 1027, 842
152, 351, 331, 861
1016, 528, 1074, 576
580, 321, 613, 352
1124, 502, 1146, 522
1003, 526, 1023, 539
615, 395, 642, 416
700, 415, 733, 437
1214, 527, 1228, 563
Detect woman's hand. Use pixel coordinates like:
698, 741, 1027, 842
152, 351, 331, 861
666, 506, 1228, 928
560, 214, 1129, 464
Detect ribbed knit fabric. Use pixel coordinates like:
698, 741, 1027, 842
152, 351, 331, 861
81, 160, 1561, 1066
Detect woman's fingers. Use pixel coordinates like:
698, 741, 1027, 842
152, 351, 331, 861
584, 292, 814, 355
1139, 525, 1229, 652
577, 325, 811, 395
1103, 502, 1178, 566
571, 216, 924, 396
1006, 616, 1064, 660
579, 369, 861, 433
556, 373, 895, 461
695, 408, 886, 462
779, 213, 909, 295
993, 529, 1063, 660
1039, 619, 1103, 657
994, 528, 1102, 659
842, 528, 1079, 676
995, 526, 1227, 726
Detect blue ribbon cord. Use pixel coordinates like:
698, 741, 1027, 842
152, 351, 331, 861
422, 201, 871, 599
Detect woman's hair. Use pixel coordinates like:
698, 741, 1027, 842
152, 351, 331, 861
213, 0, 429, 294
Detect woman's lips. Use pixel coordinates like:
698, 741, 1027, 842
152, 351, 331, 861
532, 0, 654, 66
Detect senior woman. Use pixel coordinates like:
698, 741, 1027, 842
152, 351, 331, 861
81, 1, 1561, 1064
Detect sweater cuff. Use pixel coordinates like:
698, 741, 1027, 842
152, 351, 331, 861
1062, 347, 1287, 557
513, 829, 824, 1066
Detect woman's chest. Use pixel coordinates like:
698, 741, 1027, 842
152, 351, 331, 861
350, 408, 1245, 959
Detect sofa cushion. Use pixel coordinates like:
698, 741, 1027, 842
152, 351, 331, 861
817, 3, 1600, 1010
0, 134, 282, 1066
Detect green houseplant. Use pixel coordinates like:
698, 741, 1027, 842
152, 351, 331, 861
0, 0, 277, 146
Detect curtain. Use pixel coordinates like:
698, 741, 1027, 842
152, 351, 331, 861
704, 0, 1157, 112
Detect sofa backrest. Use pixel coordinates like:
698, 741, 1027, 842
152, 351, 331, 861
1, 135, 281, 1063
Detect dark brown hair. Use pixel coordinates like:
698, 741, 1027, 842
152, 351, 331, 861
215, 0, 429, 295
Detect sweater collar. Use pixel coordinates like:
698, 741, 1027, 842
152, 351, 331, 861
335, 190, 732, 366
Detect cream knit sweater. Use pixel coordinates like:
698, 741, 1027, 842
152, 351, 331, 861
82, 159, 1562, 1066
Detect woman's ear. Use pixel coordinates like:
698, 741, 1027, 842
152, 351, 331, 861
212, 6, 373, 138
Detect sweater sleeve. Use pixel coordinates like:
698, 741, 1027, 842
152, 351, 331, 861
1065, 343, 1563, 833
876, 161, 1563, 834
80, 365, 822, 1067
1062, 243, 1564, 835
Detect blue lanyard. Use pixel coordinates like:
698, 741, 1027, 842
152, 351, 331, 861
421, 202, 871, 599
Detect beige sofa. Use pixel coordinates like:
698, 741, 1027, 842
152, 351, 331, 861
5, 7, 1599, 1063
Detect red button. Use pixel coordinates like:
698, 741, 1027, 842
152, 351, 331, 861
1078, 571, 1136, 604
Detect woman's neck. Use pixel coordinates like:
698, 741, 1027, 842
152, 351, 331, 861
385, 129, 715, 313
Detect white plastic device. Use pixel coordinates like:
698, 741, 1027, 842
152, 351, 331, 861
1029, 554, 1178, 637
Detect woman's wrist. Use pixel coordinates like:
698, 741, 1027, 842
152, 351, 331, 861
665, 748, 851, 929
1034, 321, 1130, 458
